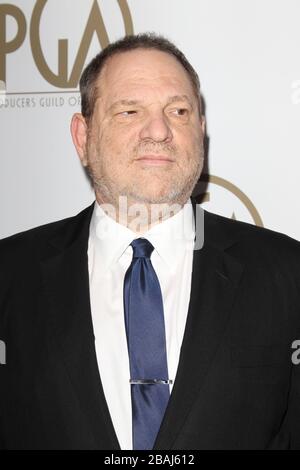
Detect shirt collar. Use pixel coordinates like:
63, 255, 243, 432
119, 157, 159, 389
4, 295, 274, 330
89, 198, 195, 273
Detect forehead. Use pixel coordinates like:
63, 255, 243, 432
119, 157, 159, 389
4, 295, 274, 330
97, 49, 195, 101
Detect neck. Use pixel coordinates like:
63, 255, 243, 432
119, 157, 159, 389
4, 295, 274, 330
94, 192, 189, 234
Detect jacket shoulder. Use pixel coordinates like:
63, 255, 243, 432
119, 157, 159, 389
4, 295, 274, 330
204, 210, 300, 253
0, 214, 74, 258
0, 203, 94, 279
204, 210, 300, 289
203, 210, 300, 291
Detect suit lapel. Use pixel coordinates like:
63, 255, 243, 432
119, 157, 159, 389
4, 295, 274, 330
154, 202, 244, 450
40, 203, 120, 450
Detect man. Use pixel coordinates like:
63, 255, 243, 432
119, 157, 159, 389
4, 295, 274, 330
0, 33, 300, 450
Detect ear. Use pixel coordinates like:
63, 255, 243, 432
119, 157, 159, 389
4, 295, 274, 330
70, 113, 89, 167
200, 115, 206, 135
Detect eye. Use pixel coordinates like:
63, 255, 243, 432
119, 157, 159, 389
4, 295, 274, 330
120, 110, 137, 116
168, 107, 190, 119
173, 108, 188, 116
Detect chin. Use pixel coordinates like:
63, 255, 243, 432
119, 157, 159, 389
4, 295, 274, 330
130, 190, 183, 205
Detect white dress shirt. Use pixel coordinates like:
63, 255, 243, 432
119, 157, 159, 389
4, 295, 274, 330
87, 198, 195, 450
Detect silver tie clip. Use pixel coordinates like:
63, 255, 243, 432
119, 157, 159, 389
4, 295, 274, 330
129, 379, 173, 385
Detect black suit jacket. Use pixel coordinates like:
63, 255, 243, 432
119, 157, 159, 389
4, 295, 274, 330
0, 198, 300, 450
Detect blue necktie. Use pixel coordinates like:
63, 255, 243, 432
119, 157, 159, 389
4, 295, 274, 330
123, 238, 170, 450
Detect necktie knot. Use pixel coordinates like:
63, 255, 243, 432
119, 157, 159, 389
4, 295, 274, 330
130, 238, 154, 259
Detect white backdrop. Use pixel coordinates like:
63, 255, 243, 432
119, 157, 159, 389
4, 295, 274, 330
0, 0, 299, 239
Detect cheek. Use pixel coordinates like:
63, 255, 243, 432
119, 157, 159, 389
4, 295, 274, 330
97, 138, 136, 178
176, 131, 201, 159
101, 127, 137, 160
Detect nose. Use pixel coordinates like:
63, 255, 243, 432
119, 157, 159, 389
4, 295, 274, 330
139, 110, 173, 143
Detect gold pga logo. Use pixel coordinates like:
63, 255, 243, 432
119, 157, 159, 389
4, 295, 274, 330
194, 174, 264, 227
0, 0, 133, 90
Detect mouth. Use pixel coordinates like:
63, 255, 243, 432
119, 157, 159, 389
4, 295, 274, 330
135, 154, 175, 166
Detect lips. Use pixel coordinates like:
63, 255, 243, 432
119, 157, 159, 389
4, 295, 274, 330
136, 154, 174, 165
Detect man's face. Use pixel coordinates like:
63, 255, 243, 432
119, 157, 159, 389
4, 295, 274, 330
78, 49, 205, 206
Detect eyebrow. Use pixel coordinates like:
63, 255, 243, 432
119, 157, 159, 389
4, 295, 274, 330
108, 95, 193, 112
108, 99, 141, 111
166, 95, 193, 106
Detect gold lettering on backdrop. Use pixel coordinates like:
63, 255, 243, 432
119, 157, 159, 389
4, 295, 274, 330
117, 0, 134, 34
30, 0, 133, 88
30, 0, 72, 88
0, 4, 26, 83
0, 1, 133, 87
68, 0, 110, 87
69, 0, 133, 86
